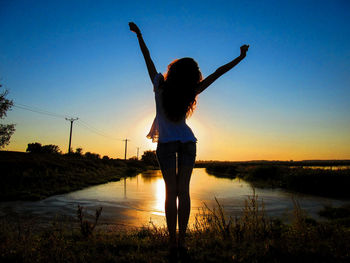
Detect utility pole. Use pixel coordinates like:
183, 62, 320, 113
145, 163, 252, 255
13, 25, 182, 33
66, 117, 79, 153
136, 147, 140, 160
123, 138, 129, 160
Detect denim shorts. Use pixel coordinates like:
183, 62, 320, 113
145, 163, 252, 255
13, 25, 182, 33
156, 141, 196, 170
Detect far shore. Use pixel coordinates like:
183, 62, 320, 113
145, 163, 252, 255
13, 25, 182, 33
203, 161, 350, 199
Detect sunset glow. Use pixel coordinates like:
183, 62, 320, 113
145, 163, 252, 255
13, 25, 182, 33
1, 0, 349, 161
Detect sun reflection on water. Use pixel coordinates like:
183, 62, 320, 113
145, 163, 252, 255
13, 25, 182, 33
152, 177, 165, 216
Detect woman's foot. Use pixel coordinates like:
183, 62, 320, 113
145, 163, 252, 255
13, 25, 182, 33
178, 235, 186, 247
167, 246, 178, 262
178, 237, 190, 261
178, 245, 190, 262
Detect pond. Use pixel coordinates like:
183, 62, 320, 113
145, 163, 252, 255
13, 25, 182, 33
1, 168, 348, 228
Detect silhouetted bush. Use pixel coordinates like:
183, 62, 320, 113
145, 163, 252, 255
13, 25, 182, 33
141, 150, 158, 166
26, 142, 61, 154
248, 165, 286, 180
85, 152, 100, 159
41, 144, 61, 154
26, 142, 42, 153
206, 163, 237, 178
75, 147, 83, 156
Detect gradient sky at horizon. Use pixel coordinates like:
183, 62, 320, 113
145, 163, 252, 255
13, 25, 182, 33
1, 0, 349, 161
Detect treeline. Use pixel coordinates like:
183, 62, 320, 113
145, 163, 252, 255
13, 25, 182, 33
0, 147, 151, 201
26, 142, 111, 160
25, 142, 160, 165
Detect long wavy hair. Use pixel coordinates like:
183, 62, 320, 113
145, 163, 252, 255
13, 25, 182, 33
161, 57, 202, 122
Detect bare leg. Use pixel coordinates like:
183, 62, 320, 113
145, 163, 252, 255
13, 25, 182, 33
157, 141, 195, 250
177, 142, 196, 247
156, 143, 178, 247
177, 165, 194, 247
161, 167, 177, 247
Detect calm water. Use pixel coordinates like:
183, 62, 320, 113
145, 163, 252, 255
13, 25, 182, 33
1, 168, 348, 228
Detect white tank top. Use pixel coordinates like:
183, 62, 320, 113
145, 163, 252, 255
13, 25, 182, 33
147, 73, 197, 143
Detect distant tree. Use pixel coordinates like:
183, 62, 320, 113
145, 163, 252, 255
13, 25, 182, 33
41, 144, 61, 154
75, 147, 83, 155
129, 156, 138, 161
0, 85, 15, 148
26, 142, 61, 154
102, 155, 110, 160
26, 142, 43, 153
85, 152, 100, 159
141, 150, 158, 166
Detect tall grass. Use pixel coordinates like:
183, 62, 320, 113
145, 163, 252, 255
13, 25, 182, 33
189, 192, 350, 262
77, 205, 103, 238
1, 193, 349, 262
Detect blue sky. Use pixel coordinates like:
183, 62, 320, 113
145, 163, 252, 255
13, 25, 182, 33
1, 0, 349, 160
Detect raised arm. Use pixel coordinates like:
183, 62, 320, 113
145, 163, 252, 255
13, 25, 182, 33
197, 45, 249, 94
129, 22, 157, 82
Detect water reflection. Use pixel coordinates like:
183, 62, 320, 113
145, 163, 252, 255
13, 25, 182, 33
153, 179, 165, 216
64, 168, 348, 227
1, 168, 348, 229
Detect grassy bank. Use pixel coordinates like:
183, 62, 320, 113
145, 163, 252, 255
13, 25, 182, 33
0, 151, 149, 201
1, 194, 349, 263
203, 162, 350, 198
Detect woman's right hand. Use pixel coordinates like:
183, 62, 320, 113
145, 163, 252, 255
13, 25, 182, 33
129, 22, 141, 35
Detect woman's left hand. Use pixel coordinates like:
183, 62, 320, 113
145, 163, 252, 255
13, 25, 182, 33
240, 44, 249, 57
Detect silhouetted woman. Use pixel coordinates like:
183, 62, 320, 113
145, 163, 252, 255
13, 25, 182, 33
129, 22, 249, 254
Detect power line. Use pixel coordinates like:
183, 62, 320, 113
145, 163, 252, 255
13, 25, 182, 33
13, 102, 137, 158
76, 120, 122, 141
13, 102, 122, 141
13, 103, 76, 119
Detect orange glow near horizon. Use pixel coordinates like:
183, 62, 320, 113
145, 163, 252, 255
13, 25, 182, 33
5, 111, 350, 161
